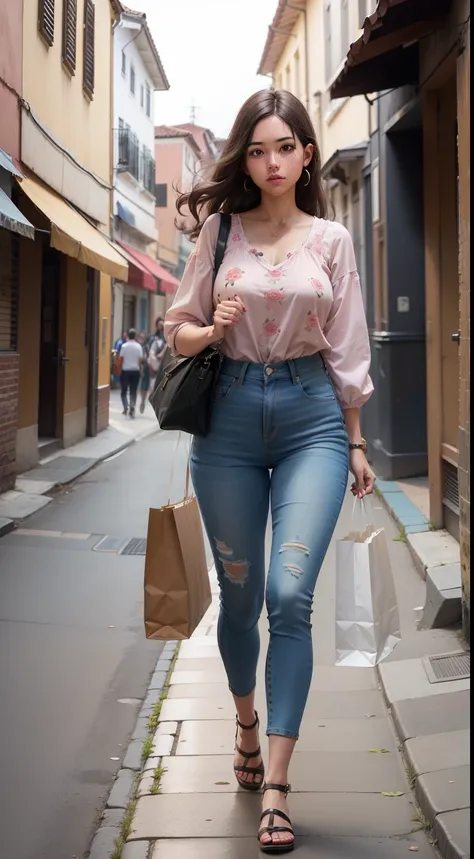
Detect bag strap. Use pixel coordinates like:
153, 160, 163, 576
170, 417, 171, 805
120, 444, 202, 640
212, 213, 231, 287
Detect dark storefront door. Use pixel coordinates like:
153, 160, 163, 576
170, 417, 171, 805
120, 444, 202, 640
38, 246, 62, 439
123, 295, 136, 333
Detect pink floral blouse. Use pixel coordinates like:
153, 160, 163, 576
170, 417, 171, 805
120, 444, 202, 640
164, 212, 373, 409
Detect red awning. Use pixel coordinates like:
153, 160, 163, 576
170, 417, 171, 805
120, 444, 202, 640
114, 242, 157, 292
116, 240, 180, 294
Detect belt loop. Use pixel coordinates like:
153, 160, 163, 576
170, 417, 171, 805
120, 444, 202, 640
287, 359, 298, 384
238, 361, 250, 385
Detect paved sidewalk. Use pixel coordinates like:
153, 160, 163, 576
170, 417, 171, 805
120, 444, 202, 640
0, 390, 159, 527
123, 498, 440, 858
374, 481, 470, 858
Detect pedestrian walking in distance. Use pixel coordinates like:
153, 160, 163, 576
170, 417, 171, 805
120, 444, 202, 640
138, 331, 151, 414
119, 328, 143, 418
165, 89, 376, 854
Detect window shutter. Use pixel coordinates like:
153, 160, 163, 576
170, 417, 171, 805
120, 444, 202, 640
38, 0, 55, 46
62, 0, 77, 73
83, 0, 95, 98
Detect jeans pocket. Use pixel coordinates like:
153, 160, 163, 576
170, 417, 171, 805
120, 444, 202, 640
296, 373, 335, 402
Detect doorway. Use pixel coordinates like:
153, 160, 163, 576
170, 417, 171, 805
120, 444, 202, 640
123, 294, 136, 333
38, 246, 62, 441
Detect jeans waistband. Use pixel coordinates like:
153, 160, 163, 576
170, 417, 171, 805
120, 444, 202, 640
220, 353, 326, 384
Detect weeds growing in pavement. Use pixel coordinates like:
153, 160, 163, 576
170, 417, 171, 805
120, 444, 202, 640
111, 798, 138, 859
150, 764, 168, 795
109, 642, 181, 858
141, 734, 154, 763
411, 808, 432, 832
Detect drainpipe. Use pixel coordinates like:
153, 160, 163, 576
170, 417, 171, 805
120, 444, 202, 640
286, 2, 310, 111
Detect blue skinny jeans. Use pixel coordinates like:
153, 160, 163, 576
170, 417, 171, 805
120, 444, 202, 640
191, 354, 349, 739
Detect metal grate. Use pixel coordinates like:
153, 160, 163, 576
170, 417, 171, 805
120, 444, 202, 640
423, 651, 470, 684
92, 536, 129, 553
120, 538, 147, 556
443, 460, 460, 511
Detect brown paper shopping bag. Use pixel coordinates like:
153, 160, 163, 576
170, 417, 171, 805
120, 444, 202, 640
143, 487, 211, 640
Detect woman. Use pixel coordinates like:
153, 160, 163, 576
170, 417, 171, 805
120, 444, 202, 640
165, 90, 375, 854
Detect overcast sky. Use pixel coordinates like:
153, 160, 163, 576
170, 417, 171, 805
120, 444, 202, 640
135, 0, 278, 138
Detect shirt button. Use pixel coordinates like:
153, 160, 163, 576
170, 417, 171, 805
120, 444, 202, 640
265, 367, 273, 376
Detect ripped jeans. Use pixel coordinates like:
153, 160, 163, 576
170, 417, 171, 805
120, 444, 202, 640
191, 354, 349, 739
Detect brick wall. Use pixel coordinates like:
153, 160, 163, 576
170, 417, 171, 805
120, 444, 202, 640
457, 28, 470, 642
0, 352, 19, 493
97, 385, 110, 433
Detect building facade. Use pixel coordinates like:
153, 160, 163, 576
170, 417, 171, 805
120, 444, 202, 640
331, 0, 470, 637
258, 1, 373, 272
11, 0, 128, 474
0, 0, 30, 492
112, 6, 172, 345
154, 125, 202, 316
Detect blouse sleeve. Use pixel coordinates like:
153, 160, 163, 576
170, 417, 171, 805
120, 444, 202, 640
322, 223, 374, 409
164, 213, 221, 354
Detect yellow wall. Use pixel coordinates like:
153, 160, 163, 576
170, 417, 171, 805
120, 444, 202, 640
98, 273, 112, 387
22, 0, 113, 184
272, 0, 369, 165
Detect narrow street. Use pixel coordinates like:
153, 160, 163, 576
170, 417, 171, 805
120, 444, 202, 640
0, 431, 187, 859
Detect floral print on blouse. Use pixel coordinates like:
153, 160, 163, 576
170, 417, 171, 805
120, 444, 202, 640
164, 213, 373, 409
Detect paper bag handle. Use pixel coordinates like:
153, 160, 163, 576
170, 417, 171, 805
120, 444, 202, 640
167, 433, 191, 504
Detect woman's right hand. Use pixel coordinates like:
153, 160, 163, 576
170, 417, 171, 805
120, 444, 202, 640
212, 295, 246, 340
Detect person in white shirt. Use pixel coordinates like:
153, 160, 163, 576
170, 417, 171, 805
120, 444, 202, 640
119, 329, 143, 417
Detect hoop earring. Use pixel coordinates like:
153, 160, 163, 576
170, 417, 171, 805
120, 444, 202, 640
303, 168, 311, 187
244, 177, 252, 192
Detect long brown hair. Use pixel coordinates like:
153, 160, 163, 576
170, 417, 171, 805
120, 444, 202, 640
176, 89, 328, 241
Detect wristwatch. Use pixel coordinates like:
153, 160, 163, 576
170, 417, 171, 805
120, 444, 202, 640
349, 438, 367, 454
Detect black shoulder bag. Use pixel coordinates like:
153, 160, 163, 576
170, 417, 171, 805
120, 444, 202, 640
149, 213, 231, 437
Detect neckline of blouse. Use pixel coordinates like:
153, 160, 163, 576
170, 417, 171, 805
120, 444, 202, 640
233, 213, 317, 272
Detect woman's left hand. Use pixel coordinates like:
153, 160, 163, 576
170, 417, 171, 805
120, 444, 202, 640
349, 449, 376, 498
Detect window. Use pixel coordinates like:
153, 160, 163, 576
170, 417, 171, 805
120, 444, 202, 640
0, 231, 19, 351
130, 64, 135, 95
38, 0, 55, 46
121, 50, 126, 76
62, 0, 77, 74
155, 184, 167, 207
294, 51, 301, 100
83, 0, 95, 98
324, 2, 332, 83
140, 84, 144, 108
145, 83, 151, 118
371, 160, 380, 223
341, 0, 349, 59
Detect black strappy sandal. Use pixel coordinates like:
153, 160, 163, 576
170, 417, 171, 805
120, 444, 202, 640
258, 783, 294, 855
234, 711, 265, 792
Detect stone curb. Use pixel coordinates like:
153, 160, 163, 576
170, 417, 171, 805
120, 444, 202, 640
377, 664, 470, 859
375, 481, 462, 628
375, 480, 431, 536
87, 640, 179, 859
0, 517, 14, 538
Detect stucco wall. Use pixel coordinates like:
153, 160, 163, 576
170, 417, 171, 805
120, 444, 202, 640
155, 138, 183, 269
0, 0, 22, 158
113, 22, 157, 242
22, 0, 113, 184
272, 0, 369, 165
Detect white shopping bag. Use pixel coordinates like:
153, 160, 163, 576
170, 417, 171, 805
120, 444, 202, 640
335, 502, 401, 667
